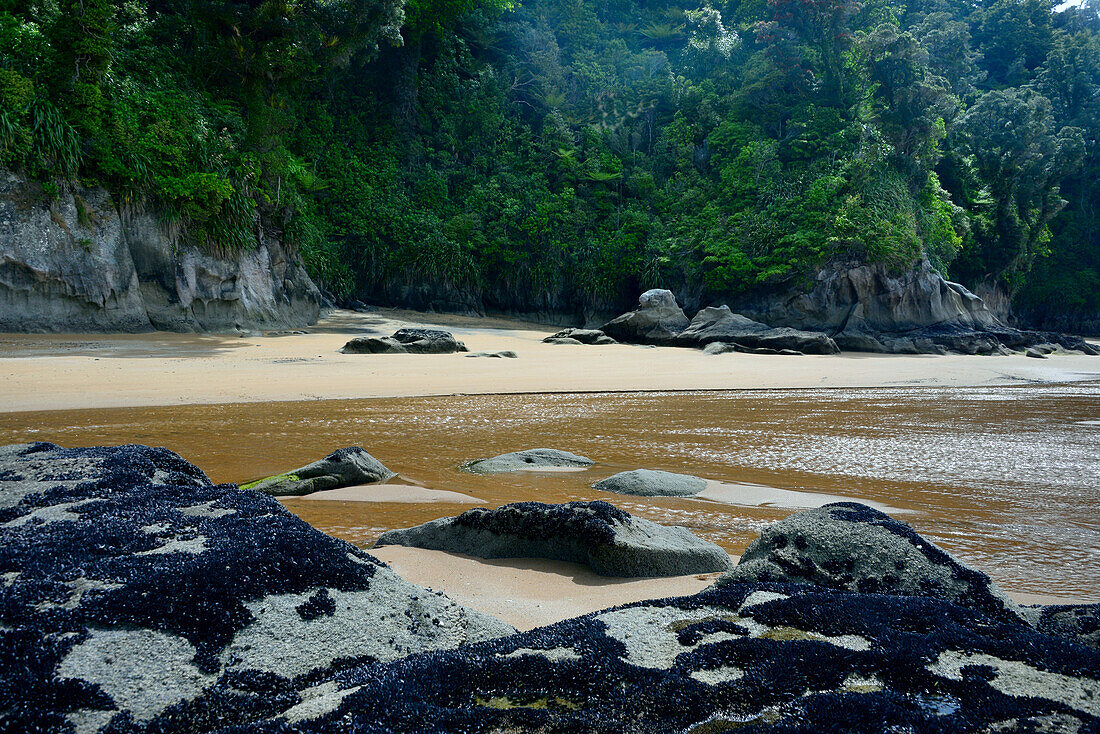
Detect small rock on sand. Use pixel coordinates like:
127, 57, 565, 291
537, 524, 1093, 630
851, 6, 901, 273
593, 469, 707, 497
465, 350, 518, 358
463, 448, 594, 473
241, 447, 396, 497
339, 328, 468, 354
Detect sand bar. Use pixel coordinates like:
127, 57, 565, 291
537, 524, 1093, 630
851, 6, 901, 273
1, 309, 1098, 412
369, 546, 727, 630
297, 484, 486, 504
370, 547, 1090, 629
695, 481, 910, 513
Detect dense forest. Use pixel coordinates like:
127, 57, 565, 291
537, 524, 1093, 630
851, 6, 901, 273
1, 0, 1098, 324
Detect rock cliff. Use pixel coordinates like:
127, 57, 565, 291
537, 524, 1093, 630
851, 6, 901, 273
733, 261, 1097, 354
0, 171, 321, 332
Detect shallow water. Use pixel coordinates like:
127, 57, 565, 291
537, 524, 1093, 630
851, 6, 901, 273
2, 383, 1097, 601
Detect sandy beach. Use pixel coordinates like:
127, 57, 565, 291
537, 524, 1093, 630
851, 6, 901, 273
0, 308, 1097, 412
370, 546, 726, 630
1, 308, 1096, 611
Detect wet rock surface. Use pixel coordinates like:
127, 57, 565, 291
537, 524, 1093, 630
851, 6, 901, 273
374, 500, 735, 577
0, 442, 513, 733
1036, 604, 1100, 649
677, 306, 840, 355
2, 446, 1098, 732
594, 468, 707, 497
339, 327, 468, 354
463, 448, 595, 473
240, 446, 396, 496
715, 502, 1028, 625
246, 583, 1100, 732
600, 289, 690, 345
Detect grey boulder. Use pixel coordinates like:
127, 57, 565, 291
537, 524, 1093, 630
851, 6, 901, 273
463, 448, 594, 473
600, 289, 690, 345
543, 328, 616, 345
714, 502, 1028, 625
241, 446, 396, 496
678, 306, 840, 355
593, 469, 707, 497
374, 500, 733, 577
340, 328, 468, 354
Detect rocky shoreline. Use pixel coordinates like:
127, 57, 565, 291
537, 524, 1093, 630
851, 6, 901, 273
552, 284, 1099, 357
1, 442, 1097, 732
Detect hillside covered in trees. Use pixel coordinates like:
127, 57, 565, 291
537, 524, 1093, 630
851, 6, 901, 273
1, 0, 1098, 327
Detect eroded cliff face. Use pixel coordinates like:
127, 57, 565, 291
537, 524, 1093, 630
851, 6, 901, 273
0, 172, 320, 333
733, 261, 998, 334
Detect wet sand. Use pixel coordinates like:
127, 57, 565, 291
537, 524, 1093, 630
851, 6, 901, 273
370, 546, 726, 630
1, 308, 1098, 412
299, 484, 486, 504
2, 385, 1096, 602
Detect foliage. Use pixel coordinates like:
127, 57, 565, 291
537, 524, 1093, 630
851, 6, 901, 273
0, 0, 1096, 320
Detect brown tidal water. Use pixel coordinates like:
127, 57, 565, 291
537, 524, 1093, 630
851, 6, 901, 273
2, 384, 1098, 601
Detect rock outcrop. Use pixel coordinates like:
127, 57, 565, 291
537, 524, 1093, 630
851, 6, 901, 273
677, 305, 840, 354
594, 469, 707, 497
282, 581, 1098, 733
0, 171, 321, 333
736, 261, 1099, 355
462, 448, 594, 473
4, 445, 1098, 732
0, 442, 514, 733
374, 500, 734, 577
339, 328, 468, 354
714, 502, 1027, 624
597, 288, 841, 354
240, 446, 396, 496
599, 288, 690, 345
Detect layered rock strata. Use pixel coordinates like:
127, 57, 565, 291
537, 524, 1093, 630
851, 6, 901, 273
0, 172, 321, 332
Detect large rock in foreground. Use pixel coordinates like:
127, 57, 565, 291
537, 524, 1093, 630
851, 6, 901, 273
227, 582, 1100, 733
594, 468, 707, 497
0, 442, 513, 733
241, 446, 396, 496
715, 502, 1029, 625
677, 305, 840, 354
3, 445, 1098, 733
599, 288, 690, 345
374, 500, 734, 577
463, 448, 594, 473
339, 328, 468, 354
